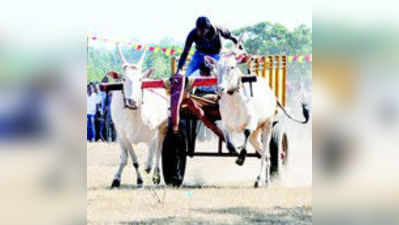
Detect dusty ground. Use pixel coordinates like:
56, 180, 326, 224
87, 122, 312, 225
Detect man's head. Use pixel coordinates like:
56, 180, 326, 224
101, 76, 109, 83
196, 16, 211, 38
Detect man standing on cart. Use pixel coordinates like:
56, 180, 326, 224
176, 16, 239, 95
172, 16, 239, 157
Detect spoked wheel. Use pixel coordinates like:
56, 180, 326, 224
270, 121, 289, 178
162, 126, 188, 187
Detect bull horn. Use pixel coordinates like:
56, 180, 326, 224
238, 33, 244, 43
137, 49, 146, 68
116, 43, 128, 65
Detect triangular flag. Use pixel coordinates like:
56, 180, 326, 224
298, 55, 304, 63
165, 47, 171, 56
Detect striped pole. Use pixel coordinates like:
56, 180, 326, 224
171, 56, 177, 74
282, 56, 287, 106
275, 56, 280, 103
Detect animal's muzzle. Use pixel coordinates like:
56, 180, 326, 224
126, 99, 138, 110
216, 87, 224, 95
216, 87, 236, 96
227, 89, 235, 95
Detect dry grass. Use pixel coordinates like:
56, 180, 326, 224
87, 139, 312, 225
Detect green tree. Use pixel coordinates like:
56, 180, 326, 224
231, 22, 312, 81
87, 22, 312, 83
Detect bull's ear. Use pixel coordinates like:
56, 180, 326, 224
106, 71, 121, 80
204, 56, 216, 65
143, 68, 154, 78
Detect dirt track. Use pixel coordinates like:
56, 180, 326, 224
87, 123, 312, 225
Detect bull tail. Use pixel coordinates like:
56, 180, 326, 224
276, 100, 310, 124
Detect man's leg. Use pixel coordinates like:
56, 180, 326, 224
105, 118, 110, 142
87, 115, 94, 142
211, 53, 220, 61
90, 115, 96, 142
99, 120, 105, 141
185, 51, 202, 76
87, 115, 91, 141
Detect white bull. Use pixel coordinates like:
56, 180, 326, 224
107, 44, 168, 188
205, 38, 309, 187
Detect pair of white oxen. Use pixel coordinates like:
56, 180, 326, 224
106, 38, 308, 189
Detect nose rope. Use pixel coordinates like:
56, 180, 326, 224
121, 88, 137, 110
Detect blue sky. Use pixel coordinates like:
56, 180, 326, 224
1, 0, 311, 46
88, 0, 312, 44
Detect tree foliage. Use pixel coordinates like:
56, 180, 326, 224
87, 22, 312, 82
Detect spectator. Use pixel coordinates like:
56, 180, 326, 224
87, 84, 100, 142
97, 82, 107, 141
92, 83, 103, 141
104, 91, 115, 142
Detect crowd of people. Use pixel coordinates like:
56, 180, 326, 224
87, 77, 117, 142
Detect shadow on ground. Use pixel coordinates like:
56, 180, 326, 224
88, 184, 258, 191
119, 206, 312, 225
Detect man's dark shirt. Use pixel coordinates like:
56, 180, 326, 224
177, 26, 238, 72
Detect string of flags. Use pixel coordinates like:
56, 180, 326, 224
288, 55, 312, 63
87, 35, 189, 57
87, 35, 312, 63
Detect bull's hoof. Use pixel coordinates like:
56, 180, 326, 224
236, 158, 244, 166
226, 142, 237, 154
153, 168, 161, 185
187, 150, 194, 158
111, 179, 120, 189
137, 178, 143, 188
235, 149, 247, 166
153, 174, 161, 185
145, 167, 152, 174
254, 181, 259, 188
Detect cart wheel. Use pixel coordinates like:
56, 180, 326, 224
270, 122, 289, 178
162, 127, 187, 187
